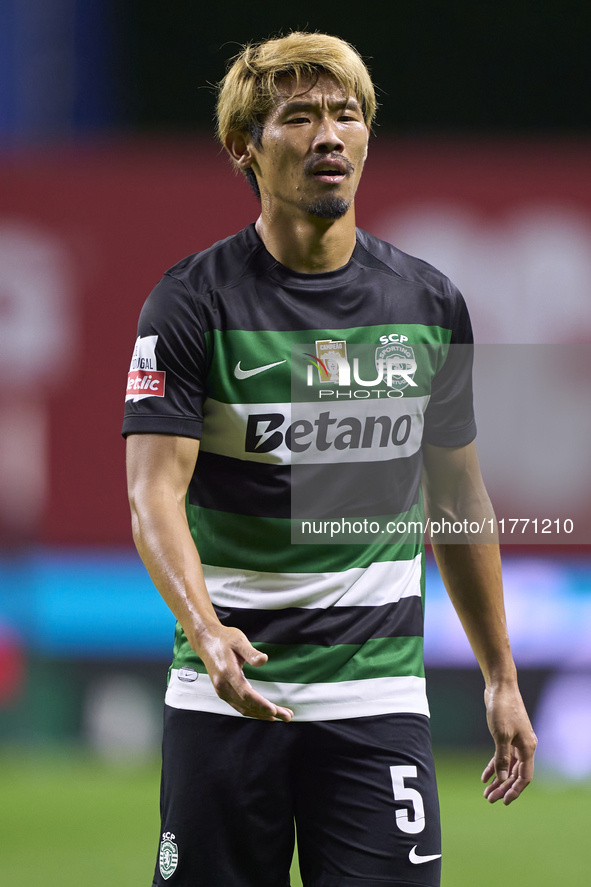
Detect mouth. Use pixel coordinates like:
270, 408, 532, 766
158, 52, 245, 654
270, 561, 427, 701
308, 157, 353, 184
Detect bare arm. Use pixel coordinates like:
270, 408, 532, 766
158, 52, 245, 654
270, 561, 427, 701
126, 433, 293, 722
422, 441, 537, 804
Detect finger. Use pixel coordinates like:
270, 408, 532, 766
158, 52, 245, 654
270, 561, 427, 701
483, 755, 515, 799
482, 752, 514, 794
483, 776, 498, 797
235, 679, 278, 715
235, 671, 294, 721
502, 761, 534, 805
236, 696, 293, 723
210, 665, 275, 717
493, 739, 513, 783
484, 778, 502, 801
247, 650, 268, 666
481, 756, 496, 783
227, 637, 293, 720
224, 629, 268, 668
232, 677, 293, 722
206, 633, 292, 720
484, 771, 518, 803
515, 740, 536, 785
227, 694, 278, 720
503, 780, 530, 804
487, 746, 534, 804
240, 687, 293, 722
240, 642, 269, 667
485, 757, 525, 803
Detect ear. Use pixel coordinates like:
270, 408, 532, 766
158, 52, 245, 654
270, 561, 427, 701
225, 131, 255, 169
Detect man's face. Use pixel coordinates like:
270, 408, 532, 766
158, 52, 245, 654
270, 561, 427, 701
247, 73, 370, 220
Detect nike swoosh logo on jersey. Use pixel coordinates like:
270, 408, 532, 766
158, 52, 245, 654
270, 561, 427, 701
234, 360, 286, 380
409, 846, 442, 865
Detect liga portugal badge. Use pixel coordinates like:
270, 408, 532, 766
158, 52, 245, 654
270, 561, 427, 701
126, 335, 166, 402
159, 832, 178, 880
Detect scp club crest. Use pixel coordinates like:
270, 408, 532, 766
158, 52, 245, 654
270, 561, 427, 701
159, 832, 179, 880
375, 342, 417, 390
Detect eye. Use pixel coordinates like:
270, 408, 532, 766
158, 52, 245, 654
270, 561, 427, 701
287, 116, 310, 124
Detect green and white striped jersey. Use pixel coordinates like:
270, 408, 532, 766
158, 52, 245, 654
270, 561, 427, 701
123, 224, 476, 720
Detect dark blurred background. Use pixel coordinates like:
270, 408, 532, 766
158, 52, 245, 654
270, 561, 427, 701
1, 0, 591, 780
2, 1, 591, 139
119, 1, 591, 136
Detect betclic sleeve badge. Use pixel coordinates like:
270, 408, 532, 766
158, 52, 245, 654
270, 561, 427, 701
125, 335, 166, 402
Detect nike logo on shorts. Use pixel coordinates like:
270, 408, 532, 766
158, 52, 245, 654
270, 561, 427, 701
409, 845, 442, 864
234, 360, 286, 380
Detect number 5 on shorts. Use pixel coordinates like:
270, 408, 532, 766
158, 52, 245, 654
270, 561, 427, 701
389, 765, 425, 834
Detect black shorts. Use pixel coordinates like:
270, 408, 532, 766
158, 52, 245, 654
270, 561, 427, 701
152, 706, 441, 887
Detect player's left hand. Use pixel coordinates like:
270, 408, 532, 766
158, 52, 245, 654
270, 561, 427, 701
481, 682, 537, 805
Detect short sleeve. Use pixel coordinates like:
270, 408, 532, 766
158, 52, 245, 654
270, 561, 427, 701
422, 284, 477, 447
122, 273, 208, 439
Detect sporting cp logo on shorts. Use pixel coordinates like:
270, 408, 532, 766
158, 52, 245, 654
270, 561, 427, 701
159, 832, 179, 880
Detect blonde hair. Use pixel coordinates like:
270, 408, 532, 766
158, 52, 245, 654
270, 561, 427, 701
216, 31, 377, 150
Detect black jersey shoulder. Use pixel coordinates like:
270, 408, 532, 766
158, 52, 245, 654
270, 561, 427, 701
354, 229, 458, 300
163, 224, 271, 296
354, 229, 472, 343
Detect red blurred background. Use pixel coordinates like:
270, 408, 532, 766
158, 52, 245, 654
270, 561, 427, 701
2, 137, 591, 547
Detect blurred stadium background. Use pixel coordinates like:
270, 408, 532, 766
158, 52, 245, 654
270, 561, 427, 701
1, 2, 590, 884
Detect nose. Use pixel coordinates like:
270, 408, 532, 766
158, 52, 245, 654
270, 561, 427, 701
311, 115, 345, 154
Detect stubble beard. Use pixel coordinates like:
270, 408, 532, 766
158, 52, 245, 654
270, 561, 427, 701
304, 196, 351, 220
302, 153, 355, 220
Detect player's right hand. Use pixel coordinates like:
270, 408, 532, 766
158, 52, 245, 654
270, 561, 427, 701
192, 623, 294, 722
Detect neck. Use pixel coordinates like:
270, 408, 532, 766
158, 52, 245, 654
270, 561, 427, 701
255, 203, 357, 273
